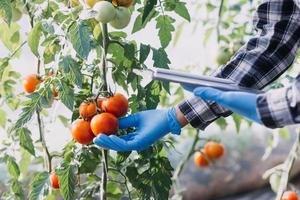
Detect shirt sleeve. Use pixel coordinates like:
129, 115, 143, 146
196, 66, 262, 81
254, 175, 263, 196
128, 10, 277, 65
179, 0, 300, 130
257, 74, 300, 128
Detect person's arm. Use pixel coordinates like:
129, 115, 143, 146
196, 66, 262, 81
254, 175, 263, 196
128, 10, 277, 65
179, 0, 300, 129
257, 74, 300, 128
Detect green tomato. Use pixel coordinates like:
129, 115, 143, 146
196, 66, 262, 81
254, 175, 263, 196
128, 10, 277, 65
109, 7, 131, 29
93, 1, 116, 23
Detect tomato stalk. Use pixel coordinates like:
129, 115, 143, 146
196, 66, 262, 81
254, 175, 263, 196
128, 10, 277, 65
172, 129, 200, 196
216, 0, 225, 42
24, 0, 53, 173
275, 130, 300, 200
99, 21, 110, 200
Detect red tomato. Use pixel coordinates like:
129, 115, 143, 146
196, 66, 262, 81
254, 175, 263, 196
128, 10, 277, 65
194, 152, 209, 167
90, 113, 118, 136
50, 172, 59, 189
22, 74, 42, 93
102, 93, 129, 118
204, 142, 225, 160
79, 101, 97, 119
282, 191, 299, 200
71, 119, 95, 144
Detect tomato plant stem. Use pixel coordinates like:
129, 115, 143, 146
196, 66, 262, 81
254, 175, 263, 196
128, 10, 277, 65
36, 110, 52, 173
172, 129, 200, 196
99, 20, 110, 200
217, 0, 225, 42
100, 149, 108, 200
275, 130, 300, 200
25, 0, 52, 174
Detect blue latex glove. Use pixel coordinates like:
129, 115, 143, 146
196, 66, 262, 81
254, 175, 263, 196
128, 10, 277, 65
93, 108, 181, 152
192, 87, 262, 123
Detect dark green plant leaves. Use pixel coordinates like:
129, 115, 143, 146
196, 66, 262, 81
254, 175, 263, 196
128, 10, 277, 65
18, 127, 35, 156
28, 22, 42, 57
68, 21, 92, 59
152, 48, 170, 69
29, 171, 49, 200
77, 146, 101, 174
156, 15, 175, 48
142, 0, 157, 23
56, 163, 77, 200
58, 81, 75, 111
0, 0, 12, 25
139, 43, 150, 63
125, 156, 173, 199
59, 56, 82, 88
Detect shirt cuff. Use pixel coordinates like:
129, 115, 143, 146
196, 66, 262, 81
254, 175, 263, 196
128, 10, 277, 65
257, 87, 294, 128
178, 97, 232, 130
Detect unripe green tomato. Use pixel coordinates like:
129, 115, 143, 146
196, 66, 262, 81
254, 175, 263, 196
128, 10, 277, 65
93, 1, 116, 23
109, 7, 131, 29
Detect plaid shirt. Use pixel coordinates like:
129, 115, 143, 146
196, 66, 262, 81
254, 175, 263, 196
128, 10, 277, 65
178, 0, 300, 129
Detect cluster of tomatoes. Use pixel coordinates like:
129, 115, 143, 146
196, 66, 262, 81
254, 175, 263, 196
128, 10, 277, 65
193, 141, 225, 168
88, 0, 133, 30
71, 93, 128, 145
22, 74, 129, 189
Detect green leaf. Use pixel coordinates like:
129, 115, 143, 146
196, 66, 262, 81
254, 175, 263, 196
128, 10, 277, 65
18, 127, 36, 156
69, 21, 91, 59
59, 81, 74, 111
77, 147, 101, 174
0, 108, 6, 128
142, 0, 157, 23
0, 23, 21, 52
232, 113, 242, 133
19, 149, 32, 177
59, 56, 82, 88
29, 171, 49, 200
156, 15, 175, 48
28, 22, 42, 57
174, 2, 190, 22
57, 163, 77, 200
11, 179, 25, 200
215, 117, 228, 130
57, 115, 70, 127
0, 0, 12, 25
7, 156, 20, 179
14, 104, 36, 130
139, 43, 150, 63
152, 48, 171, 69
279, 128, 290, 140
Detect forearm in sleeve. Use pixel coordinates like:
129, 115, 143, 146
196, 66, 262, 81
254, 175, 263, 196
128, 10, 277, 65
179, 0, 300, 129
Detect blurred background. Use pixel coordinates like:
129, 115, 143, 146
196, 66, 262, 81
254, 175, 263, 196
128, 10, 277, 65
1, 0, 300, 199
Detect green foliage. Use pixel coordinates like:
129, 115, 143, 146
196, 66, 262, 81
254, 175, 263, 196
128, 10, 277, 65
18, 127, 36, 156
0, 0, 12, 25
28, 22, 42, 57
56, 163, 78, 200
29, 172, 50, 200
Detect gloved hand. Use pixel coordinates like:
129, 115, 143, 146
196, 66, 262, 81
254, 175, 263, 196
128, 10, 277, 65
192, 86, 262, 123
93, 108, 181, 152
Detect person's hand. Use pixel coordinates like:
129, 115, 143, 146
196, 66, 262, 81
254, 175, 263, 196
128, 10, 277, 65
93, 108, 182, 152
192, 87, 261, 123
